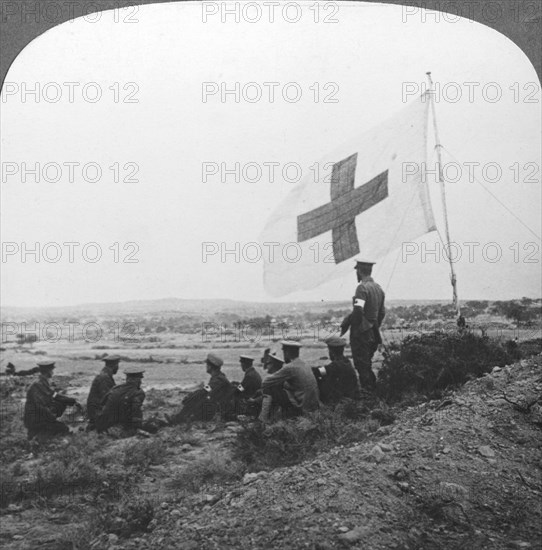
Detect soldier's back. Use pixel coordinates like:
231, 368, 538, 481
96, 383, 144, 431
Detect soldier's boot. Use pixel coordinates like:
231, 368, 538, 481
356, 367, 377, 392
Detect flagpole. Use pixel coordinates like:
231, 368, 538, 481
426, 72, 460, 316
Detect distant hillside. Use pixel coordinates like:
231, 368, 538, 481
0, 297, 450, 319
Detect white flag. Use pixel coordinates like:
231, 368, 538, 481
260, 93, 437, 297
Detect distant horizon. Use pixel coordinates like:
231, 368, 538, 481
1, 294, 541, 312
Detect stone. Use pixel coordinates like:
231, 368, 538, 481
478, 445, 495, 458
369, 445, 385, 463
438, 482, 468, 501
242, 472, 259, 485
379, 443, 393, 452
338, 526, 370, 543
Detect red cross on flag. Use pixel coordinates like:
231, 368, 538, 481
261, 92, 437, 297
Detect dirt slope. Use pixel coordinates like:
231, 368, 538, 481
137, 357, 542, 550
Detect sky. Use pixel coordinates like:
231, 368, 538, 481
1, 1, 541, 308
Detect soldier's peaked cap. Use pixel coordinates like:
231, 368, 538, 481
281, 340, 302, 348
354, 259, 376, 269
102, 354, 121, 362
206, 353, 223, 368
239, 355, 254, 363
325, 336, 347, 348
268, 353, 284, 365
37, 360, 55, 368
124, 366, 145, 376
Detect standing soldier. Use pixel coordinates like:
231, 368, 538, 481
313, 336, 361, 404
24, 361, 81, 440
95, 366, 146, 436
341, 260, 386, 391
86, 355, 120, 430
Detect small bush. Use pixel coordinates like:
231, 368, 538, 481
122, 438, 167, 468
167, 450, 243, 493
233, 404, 381, 470
378, 331, 519, 402
92, 495, 155, 538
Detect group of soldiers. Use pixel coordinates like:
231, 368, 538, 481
20, 260, 385, 441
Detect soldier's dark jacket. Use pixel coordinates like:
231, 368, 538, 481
318, 356, 361, 404
240, 366, 262, 398
262, 358, 320, 412
24, 375, 75, 430
343, 276, 386, 343
95, 383, 145, 432
86, 368, 115, 422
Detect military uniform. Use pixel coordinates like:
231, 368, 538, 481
343, 268, 386, 389
262, 357, 320, 414
316, 356, 361, 404
24, 374, 73, 440
87, 368, 116, 426
168, 354, 234, 424
240, 366, 262, 398
95, 383, 145, 433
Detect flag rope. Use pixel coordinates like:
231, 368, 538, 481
441, 146, 541, 242
426, 72, 460, 317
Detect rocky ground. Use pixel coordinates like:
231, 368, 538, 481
1, 356, 541, 550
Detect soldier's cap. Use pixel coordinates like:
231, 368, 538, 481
280, 340, 302, 348
123, 366, 145, 377
37, 360, 55, 369
239, 355, 254, 363
325, 336, 347, 348
354, 259, 376, 269
206, 353, 223, 368
268, 353, 284, 365
102, 354, 121, 362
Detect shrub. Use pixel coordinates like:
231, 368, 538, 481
122, 438, 167, 468
92, 495, 155, 538
233, 404, 382, 470
167, 450, 243, 493
377, 331, 519, 402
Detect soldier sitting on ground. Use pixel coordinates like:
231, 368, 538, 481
312, 336, 361, 405
95, 366, 147, 436
86, 355, 120, 431
166, 353, 234, 425
232, 355, 262, 417
24, 361, 82, 441
6, 362, 40, 376
260, 341, 320, 420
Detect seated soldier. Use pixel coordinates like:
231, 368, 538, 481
257, 352, 286, 422
167, 353, 233, 424
24, 361, 81, 441
6, 362, 40, 376
261, 341, 320, 420
86, 355, 119, 431
232, 355, 262, 417
312, 336, 361, 405
95, 366, 146, 435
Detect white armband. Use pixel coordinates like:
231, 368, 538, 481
354, 298, 366, 308
204, 384, 211, 392
237, 384, 244, 392
318, 367, 327, 376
